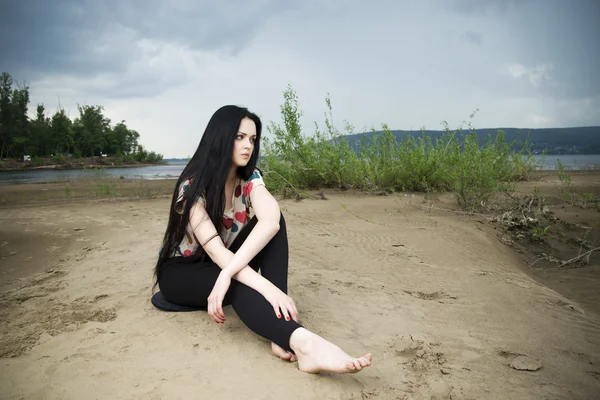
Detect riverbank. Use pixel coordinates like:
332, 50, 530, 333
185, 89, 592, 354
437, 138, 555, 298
0, 172, 599, 399
0, 156, 164, 171
0, 178, 175, 205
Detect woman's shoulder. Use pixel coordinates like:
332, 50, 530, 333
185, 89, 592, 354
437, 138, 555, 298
242, 168, 265, 186
248, 168, 263, 182
175, 178, 205, 213
239, 168, 265, 200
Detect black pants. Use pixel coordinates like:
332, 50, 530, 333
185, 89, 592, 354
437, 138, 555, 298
158, 213, 303, 353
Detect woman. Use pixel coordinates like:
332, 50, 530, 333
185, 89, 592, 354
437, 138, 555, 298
154, 105, 372, 374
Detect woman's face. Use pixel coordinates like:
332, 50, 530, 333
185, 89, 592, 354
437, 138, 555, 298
232, 117, 257, 168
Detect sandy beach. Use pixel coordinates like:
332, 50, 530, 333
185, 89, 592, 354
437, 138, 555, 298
1, 174, 599, 399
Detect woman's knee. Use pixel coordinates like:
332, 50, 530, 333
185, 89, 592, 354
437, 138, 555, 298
278, 212, 287, 232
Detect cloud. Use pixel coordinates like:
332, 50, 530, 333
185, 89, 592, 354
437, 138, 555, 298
0, 0, 291, 81
31, 39, 238, 101
501, 63, 554, 87
1, 0, 599, 157
445, 0, 529, 15
461, 31, 482, 46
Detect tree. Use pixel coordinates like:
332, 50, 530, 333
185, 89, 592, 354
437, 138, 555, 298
30, 104, 51, 156
0, 72, 13, 159
50, 108, 73, 154
125, 128, 140, 155
10, 83, 30, 157
74, 105, 110, 157
105, 121, 128, 155
0, 71, 163, 163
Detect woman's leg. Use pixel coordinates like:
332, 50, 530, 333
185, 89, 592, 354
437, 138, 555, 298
231, 214, 373, 373
158, 257, 222, 308
159, 255, 302, 355
159, 214, 372, 373
226, 213, 302, 354
158, 213, 302, 354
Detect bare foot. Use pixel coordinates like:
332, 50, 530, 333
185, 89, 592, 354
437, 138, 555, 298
271, 342, 297, 362
289, 328, 372, 374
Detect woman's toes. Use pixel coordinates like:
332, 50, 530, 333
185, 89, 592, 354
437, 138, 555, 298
358, 358, 369, 367
272, 343, 294, 361
346, 361, 356, 371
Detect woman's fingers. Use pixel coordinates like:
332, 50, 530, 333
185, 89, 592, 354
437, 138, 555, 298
280, 304, 290, 321
289, 300, 299, 322
216, 297, 225, 320
272, 304, 282, 319
207, 302, 214, 322
208, 296, 224, 323
208, 302, 217, 323
272, 300, 298, 323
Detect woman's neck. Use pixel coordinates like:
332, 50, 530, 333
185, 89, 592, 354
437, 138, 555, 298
227, 167, 238, 185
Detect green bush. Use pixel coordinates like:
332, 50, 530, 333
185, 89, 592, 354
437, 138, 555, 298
51, 154, 67, 164
145, 151, 163, 164
261, 85, 537, 210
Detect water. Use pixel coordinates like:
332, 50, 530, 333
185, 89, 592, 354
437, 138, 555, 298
1, 155, 599, 185
532, 154, 600, 170
0, 159, 188, 185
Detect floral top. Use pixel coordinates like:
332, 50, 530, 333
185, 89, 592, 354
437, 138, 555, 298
173, 169, 265, 257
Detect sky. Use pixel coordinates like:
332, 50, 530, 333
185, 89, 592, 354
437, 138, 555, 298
1, 0, 599, 158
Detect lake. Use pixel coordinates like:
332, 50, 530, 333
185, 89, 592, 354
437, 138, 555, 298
0, 155, 599, 185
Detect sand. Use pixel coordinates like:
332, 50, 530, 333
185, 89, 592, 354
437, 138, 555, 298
1, 175, 599, 399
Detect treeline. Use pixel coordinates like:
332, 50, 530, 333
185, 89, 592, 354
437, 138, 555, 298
0, 72, 163, 163
343, 127, 600, 155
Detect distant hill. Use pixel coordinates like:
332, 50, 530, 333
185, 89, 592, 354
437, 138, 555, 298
164, 158, 191, 164
342, 126, 600, 155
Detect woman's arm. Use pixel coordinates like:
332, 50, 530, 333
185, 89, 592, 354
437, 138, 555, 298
219, 184, 281, 278
188, 197, 278, 295
191, 191, 298, 324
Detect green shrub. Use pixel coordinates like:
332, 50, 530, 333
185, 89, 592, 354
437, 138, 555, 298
261, 85, 537, 210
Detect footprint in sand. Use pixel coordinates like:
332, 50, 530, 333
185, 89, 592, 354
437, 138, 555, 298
391, 335, 447, 372
1, 271, 117, 358
387, 335, 464, 399
403, 290, 458, 304
47, 245, 62, 253
334, 279, 350, 287
504, 278, 535, 290
498, 350, 543, 371
554, 299, 585, 315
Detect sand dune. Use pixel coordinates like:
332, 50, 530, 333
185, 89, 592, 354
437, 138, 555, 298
1, 189, 599, 399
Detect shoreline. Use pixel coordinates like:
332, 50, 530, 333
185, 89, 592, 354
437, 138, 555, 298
0, 168, 597, 186
0, 162, 165, 172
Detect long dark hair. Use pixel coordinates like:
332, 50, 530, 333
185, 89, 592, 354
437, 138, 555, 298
153, 105, 262, 288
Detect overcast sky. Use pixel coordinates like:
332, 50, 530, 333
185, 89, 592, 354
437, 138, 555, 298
1, 0, 599, 158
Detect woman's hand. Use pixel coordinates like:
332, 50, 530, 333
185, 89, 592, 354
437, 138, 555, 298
262, 285, 299, 322
207, 272, 231, 324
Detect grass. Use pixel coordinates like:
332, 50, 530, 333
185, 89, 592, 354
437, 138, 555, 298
0, 176, 176, 205
54, 168, 175, 200
552, 161, 600, 212
261, 85, 538, 211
